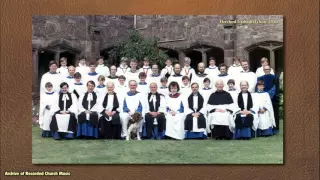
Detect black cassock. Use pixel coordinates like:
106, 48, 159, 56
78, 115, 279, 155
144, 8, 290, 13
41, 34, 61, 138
144, 92, 166, 139
78, 92, 99, 127
98, 93, 121, 139
50, 93, 77, 134
235, 92, 254, 129
184, 92, 206, 131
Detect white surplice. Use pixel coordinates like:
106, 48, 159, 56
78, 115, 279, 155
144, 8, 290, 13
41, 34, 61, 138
139, 66, 153, 77
146, 75, 162, 88
204, 66, 220, 77
184, 94, 207, 134
234, 71, 257, 93
96, 64, 110, 78
190, 73, 209, 89
227, 64, 243, 76
39, 92, 59, 131
75, 64, 90, 77
137, 83, 150, 97
83, 72, 101, 87
40, 72, 63, 94
57, 66, 69, 78
255, 66, 275, 78
160, 65, 174, 77
167, 75, 184, 87
211, 74, 234, 91
253, 92, 276, 130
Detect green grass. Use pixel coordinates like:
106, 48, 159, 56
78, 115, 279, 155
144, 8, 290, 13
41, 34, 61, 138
32, 121, 283, 164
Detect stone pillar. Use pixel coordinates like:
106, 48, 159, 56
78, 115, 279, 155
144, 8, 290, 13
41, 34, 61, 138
224, 25, 235, 67
202, 51, 207, 67
55, 47, 60, 65
270, 50, 275, 71
32, 49, 39, 93
178, 50, 185, 66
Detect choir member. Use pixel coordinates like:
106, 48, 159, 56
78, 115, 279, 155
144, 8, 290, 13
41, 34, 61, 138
39, 82, 59, 137
143, 83, 167, 139
75, 56, 90, 77
139, 57, 152, 77
199, 78, 213, 103
168, 63, 183, 86
207, 79, 234, 140
180, 76, 192, 98
95, 75, 107, 104
255, 57, 275, 77
146, 64, 162, 87
106, 65, 119, 86
212, 63, 233, 91
160, 58, 174, 78
255, 80, 276, 137
164, 81, 186, 140
57, 57, 69, 78
181, 57, 195, 81
49, 82, 78, 140
95, 56, 110, 78
227, 56, 243, 76
125, 59, 140, 83
234, 60, 257, 93
114, 75, 128, 99
137, 72, 149, 96
227, 79, 239, 103
72, 72, 86, 99
257, 65, 280, 134
64, 66, 76, 93
191, 62, 209, 89
76, 81, 101, 139
204, 57, 219, 77
120, 80, 143, 139
98, 82, 121, 139
184, 83, 207, 139
232, 80, 259, 140
116, 57, 129, 76
158, 77, 169, 97
83, 61, 100, 86
40, 60, 62, 94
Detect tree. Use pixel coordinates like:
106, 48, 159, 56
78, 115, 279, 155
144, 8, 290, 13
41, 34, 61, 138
108, 29, 168, 68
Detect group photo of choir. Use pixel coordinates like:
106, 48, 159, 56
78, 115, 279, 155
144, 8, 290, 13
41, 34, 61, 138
38, 55, 281, 141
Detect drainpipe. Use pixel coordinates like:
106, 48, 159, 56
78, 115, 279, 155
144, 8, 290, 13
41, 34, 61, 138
134, 15, 137, 29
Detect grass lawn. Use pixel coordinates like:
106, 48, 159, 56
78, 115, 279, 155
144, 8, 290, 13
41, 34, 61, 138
32, 121, 283, 164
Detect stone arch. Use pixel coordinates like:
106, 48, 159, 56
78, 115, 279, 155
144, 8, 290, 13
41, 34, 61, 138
244, 41, 283, 73
100, 46, 116, 66
158, 47, 179, 61
183, 43, 224, 71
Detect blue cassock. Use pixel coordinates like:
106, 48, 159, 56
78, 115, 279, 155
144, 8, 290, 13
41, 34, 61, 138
257, 74, 278, 99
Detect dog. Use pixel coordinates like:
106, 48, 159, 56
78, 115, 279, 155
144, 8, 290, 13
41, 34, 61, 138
126, 112, 142, 141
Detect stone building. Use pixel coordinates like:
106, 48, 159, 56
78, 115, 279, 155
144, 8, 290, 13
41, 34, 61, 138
32, 15, 283, 93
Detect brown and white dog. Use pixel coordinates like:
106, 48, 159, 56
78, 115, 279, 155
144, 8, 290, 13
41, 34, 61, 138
126, 112, 142, 141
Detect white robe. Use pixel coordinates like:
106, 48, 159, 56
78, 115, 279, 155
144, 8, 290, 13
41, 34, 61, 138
158, 87, 169, 97
75, 64, 90, 77
78, 93, 102, 121
96, 65, 110, 78
39, 92, 59, 131
227, 90, 240, 103
181, 66, 196, 80
253, 92, 276, 130
53, 93, 78, 133
204, 66, 220, 78
105, 76, 119, 86
139, 66, 153, 77
179, 85, 192, 99
165, 94, 186, 140
116, 66, 129, 76
160, 65, 174, 77
71, 83, 86, 98
137, 83, 150, 97
168, 75, 183, 87
228, 64, 243, 76
125, 70, 140, 84
230, 92, 260, 132
184, 94, 207, 134
199, 88, 214, 104
207, 104, 236, 133
191, 73, 209, 89
95, 85, 107, 105
40, 72, 62, 94
63, 77, 75, 93
146, 75, 162, 88
234, 71, 257, 93
83, 72, 101, 87
114, 84, 129, 102
255, 66, 275, 78
57, 66, 69, 78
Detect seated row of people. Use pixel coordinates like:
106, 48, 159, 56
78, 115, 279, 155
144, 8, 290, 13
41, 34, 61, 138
39, 77, 276, 141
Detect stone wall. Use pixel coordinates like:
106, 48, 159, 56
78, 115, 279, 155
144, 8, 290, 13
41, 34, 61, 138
235, 15, 283, 60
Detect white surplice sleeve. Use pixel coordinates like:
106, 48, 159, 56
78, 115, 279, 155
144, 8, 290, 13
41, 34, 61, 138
158, 95, 166, 113
78, 94, 86, 113
263, 93, 276, 127
68, 94, 78, 116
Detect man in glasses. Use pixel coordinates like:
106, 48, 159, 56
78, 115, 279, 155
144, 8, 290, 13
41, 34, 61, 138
257, 65, 280, 135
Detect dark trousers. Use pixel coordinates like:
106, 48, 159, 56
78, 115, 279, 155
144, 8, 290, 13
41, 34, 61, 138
78, 112, 99, 127
145, 113, 166, 139
98, 113, 121, 139
184, 114, 206, 131
235, 114, 254, 129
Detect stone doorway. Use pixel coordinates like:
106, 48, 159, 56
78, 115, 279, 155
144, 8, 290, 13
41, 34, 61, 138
185, 50, 202, 71
206, 47, 224, 66
248, 47, 270, 72
274, 47, 283, 75
38, 50, 55, 84
60, 51, 76, 66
